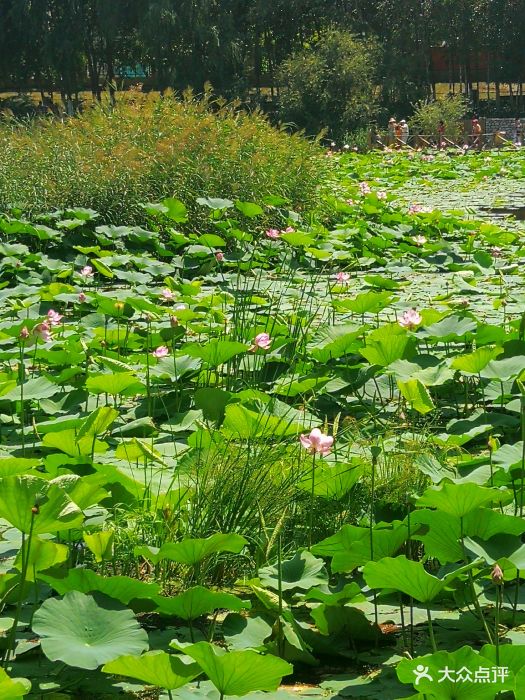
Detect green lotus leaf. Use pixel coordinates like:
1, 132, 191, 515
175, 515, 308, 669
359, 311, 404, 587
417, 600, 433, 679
86, 372, 145, 396
235, 201, 263, 218
33, 591, 149, 670
155, 533, 248, 567
363, 556, 478, 603
169, 641, 292, 696
102, 650, 199, 690
397, 377, 435, 414
312, 522, 409, 572
83, 530, 114, 562
40, 569, 161, 613
184, 340, 247, 366
258, 550, 328, 591
155, 586, 249, 620
0, 475, 83, 534
0, 668, 31, 698
222, 613, 273, 651
416, 482, 511, 518
14, 536, 69, 581
307, 323, 362, 362
451, 346, 503, 374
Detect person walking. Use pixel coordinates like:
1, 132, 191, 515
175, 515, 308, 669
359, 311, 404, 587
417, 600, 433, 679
394, 120, 402, 147
471, 117, 482, 149
400, 119, 409, 145
437, 119, 445, 148
387, 117, 396, 146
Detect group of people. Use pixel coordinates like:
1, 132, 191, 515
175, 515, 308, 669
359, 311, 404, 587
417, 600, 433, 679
368, 115, 524, 150
368, 118, 409, 148
387, 118, 410, 146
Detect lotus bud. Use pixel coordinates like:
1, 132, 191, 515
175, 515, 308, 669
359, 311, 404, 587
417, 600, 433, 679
488, 436, 499, 453
491, 563, 504, 585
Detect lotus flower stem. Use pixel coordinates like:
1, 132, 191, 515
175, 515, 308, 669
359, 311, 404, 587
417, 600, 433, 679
460, 517, 493, 644
512, 570, 520, 627
520, 388, 525, 517
3, 512, 36, 666
277, 533, 284, 658
371, 447, 380, 631
308, 453, 316, 548
18, 341, 26, 457
426, 605, 437, 652
495, 585, 501, 665
406, 502, 415, 656
399, 595, 408, 651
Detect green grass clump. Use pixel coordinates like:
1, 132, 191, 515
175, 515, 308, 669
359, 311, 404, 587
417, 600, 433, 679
0, 90, 326, 224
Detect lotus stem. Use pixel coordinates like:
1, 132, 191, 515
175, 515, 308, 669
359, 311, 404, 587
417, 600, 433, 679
308, 453, 316, 548
426, 605, 437, 653
3, 511, 36, 667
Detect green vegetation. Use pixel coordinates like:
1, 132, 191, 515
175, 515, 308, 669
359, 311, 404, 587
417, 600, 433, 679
0, 93, 325, 224
278, 30, 381, 140
410, 94, 470, 140
1, 143, 525, 697
3, 1, 525, 135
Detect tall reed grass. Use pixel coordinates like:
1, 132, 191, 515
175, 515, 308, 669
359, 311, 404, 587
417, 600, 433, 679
0, 90, 326, 224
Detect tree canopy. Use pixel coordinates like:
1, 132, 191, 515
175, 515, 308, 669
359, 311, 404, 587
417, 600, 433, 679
1, 0, 525, 128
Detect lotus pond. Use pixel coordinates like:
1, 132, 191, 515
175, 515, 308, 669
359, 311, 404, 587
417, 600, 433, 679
1, 148, 525, 699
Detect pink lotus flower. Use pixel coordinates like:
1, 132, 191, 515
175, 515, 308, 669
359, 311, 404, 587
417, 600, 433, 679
249, 332, 272, 351
408, 204, 432, 215
80, 265, 94, 278
300, 428, 334, 456
490, 246, 502, 258
412, 235, 427, 246
47, 309, 63, 326
19, 326, 30, 340
152, 346, 169, 358
282, 226, 295, 233
359, 182, 371, 195
78, 292, 87, 303
215, 251, 224, 262
33, 321, 52, 343
398, 308, 422, 330
160, 288, 175, 300
266, 228, 281, 239
335, 271, 350, 284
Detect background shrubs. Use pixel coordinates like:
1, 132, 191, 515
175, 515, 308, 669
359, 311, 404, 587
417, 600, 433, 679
278, 30, 381, 140
0, 90, 326, 224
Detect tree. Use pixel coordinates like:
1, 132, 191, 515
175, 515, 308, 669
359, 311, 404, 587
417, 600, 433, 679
277, 30, 382, 139
410, 94, 469, 140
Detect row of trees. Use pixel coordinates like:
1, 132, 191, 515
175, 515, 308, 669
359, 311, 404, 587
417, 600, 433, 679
1, 1, 525, 133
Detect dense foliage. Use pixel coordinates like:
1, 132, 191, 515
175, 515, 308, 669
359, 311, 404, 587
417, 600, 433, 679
0, 145, 525, 697
278, 31, 381, 140
0, 93, 325, 224
2, 1, 525, 128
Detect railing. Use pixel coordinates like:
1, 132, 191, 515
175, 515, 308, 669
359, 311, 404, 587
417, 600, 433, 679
370, 132, 522, 151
